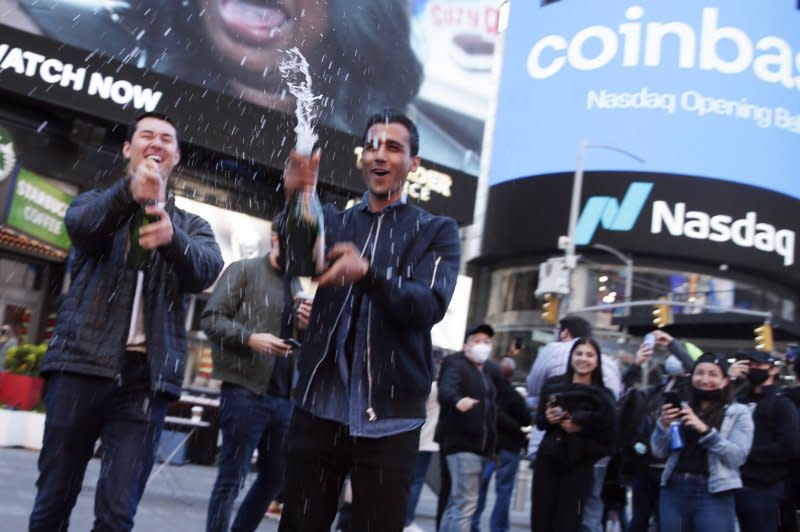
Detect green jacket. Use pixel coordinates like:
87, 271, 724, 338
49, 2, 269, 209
200, 256, 287, 395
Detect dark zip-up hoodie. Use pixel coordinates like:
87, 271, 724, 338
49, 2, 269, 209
290, 196, 460, 421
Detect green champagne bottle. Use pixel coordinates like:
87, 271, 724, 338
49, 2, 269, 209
127, 201, 159, 270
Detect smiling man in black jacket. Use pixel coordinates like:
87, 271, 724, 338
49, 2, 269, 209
278, 109, 460, 532
29, 112, 223, 532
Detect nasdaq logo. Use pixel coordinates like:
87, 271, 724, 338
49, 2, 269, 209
574, 182, 654, 245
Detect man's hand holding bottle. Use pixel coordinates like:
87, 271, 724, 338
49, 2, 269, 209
283, 148, 321, 200
130, 156, 165, 204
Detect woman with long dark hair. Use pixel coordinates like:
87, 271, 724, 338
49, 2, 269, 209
651, 352, 754, 531
530, 337, 617, 531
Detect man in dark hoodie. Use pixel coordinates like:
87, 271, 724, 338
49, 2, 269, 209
278, 109, 460, 532
735, 351, 800, 532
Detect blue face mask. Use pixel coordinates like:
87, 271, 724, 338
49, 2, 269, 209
664, 355, 684, 376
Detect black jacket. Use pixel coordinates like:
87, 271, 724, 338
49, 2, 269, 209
42, 179, 223, 398
738, 385, 800, 486
289, 198, 460, 420
496, 378, 531, 453
536, 376, 617, 467
201, 256, 289, 395
436, 352, 498, 456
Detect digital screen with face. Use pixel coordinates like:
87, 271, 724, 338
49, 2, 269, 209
490, 0, 799, 199
0, 0, 499, 176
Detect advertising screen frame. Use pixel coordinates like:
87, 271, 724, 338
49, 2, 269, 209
489, 0, 800, 200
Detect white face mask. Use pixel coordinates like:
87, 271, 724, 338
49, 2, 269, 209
664, 355, 684, 376
467, 343, 492, 364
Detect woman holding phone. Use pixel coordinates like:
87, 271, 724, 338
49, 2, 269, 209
530, 337, 617, 531
651, 352, 754, 531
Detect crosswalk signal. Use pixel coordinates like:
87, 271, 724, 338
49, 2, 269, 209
541, 293, 560, 324
754, 322, 774, 352
652, 297, 673, 328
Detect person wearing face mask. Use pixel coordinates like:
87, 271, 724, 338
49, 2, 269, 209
435, 323, 499, 532
619, 333, 694, 532
530, 337, 617, 531
652, 352, 754, 532
622, 330, 694, 390
733, 351, 800, 532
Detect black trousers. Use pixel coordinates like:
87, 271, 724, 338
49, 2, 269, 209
531, 454, 594, 532
278, 408, 420, 532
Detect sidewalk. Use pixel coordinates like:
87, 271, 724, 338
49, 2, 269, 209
0, 447, 530, 531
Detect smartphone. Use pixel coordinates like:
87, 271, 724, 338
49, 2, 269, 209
663, 390, 682, 410
283, 338, 302, 349
643, 333, 656, 349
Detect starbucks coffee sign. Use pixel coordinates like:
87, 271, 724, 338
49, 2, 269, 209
6, 169, 73, 250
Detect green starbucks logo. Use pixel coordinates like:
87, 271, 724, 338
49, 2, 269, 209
0, 126, 17, 183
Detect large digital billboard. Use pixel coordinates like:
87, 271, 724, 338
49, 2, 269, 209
490, 0, 799, 200
0, 0, 499, 176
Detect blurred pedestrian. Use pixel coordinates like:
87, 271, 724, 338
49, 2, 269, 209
472, 357, 530, 532
202, 226, 309, 532
620, 333, 694, 532
734, 351, 799, 532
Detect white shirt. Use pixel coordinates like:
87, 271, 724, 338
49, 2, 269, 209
125, 271, 147, 352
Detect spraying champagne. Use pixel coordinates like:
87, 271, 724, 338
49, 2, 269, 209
280, 48, 325, 277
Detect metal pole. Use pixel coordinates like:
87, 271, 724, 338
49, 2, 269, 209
564, 140, 587, 314
624, 258, 633, 316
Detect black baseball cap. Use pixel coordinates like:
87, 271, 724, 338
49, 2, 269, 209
693, 352, 730, 375
465, 323, 494, 341
736, 350, 775, 364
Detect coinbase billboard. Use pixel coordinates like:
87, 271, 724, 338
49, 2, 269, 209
490, 0, 799, 200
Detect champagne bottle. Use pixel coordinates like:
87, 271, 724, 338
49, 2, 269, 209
127, 156, 162, 270
127, 201, 159, 270
285, 185, 325, 277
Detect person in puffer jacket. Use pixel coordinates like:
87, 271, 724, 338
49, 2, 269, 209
29, 112, 223, 532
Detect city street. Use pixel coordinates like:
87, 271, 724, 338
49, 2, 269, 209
0, 447, 530, 531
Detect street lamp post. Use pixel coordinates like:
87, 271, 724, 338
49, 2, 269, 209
562, 141, 645, 314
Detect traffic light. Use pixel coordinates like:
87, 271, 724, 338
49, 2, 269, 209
754, 322, 774, 352
541, 293, 560, 324
652, 297, 673, 328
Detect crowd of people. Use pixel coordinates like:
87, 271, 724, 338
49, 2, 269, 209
18, 107, 800, 532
